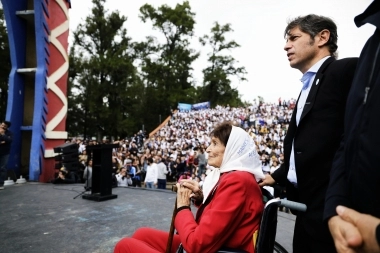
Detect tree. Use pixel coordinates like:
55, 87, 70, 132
0, 7, 11, 120
136, 1, 199, 131
68, 0, 140, 139
199, 22, 246, 107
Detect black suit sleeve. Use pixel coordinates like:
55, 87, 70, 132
324, 135, 351, 221
320, 58, 358, 221
271, 162, 288, 186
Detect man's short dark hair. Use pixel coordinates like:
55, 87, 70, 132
284, 14, 338, 58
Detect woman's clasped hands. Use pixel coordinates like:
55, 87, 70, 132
176, 179, 204, 208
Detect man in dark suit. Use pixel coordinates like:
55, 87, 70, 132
259, 14, 358, 252
324, 1, 380, 252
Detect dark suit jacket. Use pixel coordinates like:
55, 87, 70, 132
272, 57, 358, 239
325, 1, 380, 220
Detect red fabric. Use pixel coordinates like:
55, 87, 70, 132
187, 156, 194, 165
175, 171, 263, 253
114, 171, 263, 253
114, 227, 181, 253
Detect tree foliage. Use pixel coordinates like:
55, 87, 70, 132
0, 7, 11, 120
0, 1, 251, 139
67, 0, 248, 138
68, 0, 139, 139
135, 1, 199, 130
199, 22, 246, 107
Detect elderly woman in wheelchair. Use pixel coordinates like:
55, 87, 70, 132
114, 121, 265, 253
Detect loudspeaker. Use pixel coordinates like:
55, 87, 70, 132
54, 143, 78, 154
55, 153, 79, 163
62, 161, 80, 171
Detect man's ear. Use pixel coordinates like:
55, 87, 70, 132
317, 29, 330, 47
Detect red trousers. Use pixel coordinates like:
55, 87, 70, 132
114, 227, 181, 253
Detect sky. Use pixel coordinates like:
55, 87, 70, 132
68, 0, 375, 103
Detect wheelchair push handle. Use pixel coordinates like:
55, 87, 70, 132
280, 199, 307, 212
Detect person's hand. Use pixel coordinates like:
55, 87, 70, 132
258, 174, 276, 187
58, 172, 65, 179
180, 179, 203, 202
176, 183, 192, 208
331, 205, 380, 253
328, 214, 360, 253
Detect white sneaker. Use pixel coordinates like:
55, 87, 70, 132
0, 186, 4, 190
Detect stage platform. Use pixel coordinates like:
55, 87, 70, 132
0, 183, 295, 253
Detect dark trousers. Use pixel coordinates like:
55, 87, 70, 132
157, 179, 166, 190
293, 215, 336, 253
0, 154, 9, 186
197, 164, 205, 177
132, 177, 141, 187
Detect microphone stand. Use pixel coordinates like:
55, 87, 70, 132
73, 165, 91, 199
73, 188, 89, 199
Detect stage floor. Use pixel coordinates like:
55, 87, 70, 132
0, 182, 295, 253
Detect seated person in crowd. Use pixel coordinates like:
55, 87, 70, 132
125, 159, 136, 178
116, 167, 132, 187
131, 158, 142, 187
114, 121, 265, 253
52, 167, 76, 184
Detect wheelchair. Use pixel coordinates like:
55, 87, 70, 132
176, 188, 306, 253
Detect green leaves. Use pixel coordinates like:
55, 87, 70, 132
136, 1, 199, 131
0, 8, 10, 120
66, 1, 248, 138
199, 22, 247, 107
68, 0, 138, 139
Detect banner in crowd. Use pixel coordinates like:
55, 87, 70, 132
177, 101, 210, 112
192, 101, 210, 110
178, 103, 192, 112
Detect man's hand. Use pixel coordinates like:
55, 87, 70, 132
328, 214, 361, 253
333, 205, 380, 253
258, 174, 276, 187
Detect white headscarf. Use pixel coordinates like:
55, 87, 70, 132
202, 125, 265, 203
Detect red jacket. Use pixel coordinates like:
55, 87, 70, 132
175, 171, 263, 253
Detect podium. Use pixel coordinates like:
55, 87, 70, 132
82, 144, 118, 201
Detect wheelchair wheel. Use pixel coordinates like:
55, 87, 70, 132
273, 241, 288, 253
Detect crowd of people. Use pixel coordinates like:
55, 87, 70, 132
62, 100, 295, 203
